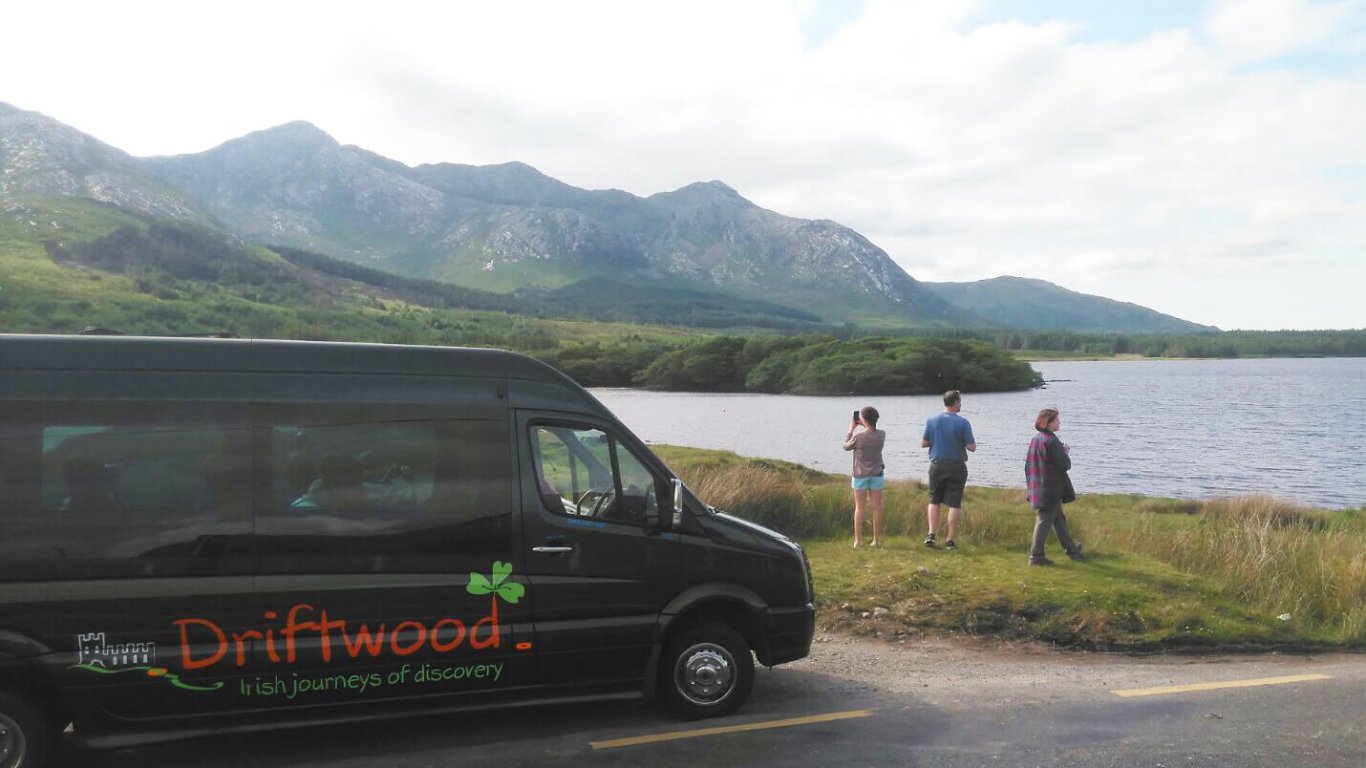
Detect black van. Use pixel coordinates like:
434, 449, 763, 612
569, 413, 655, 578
0, 334, 814, 767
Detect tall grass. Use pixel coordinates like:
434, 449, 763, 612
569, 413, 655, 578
1107, 497, 1365, 639
656, 446, 1366, 645
684, 462, 930, 540
682, 458, 1038, 545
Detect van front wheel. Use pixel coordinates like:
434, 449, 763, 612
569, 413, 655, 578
662, 623, 754, 719
0, 689, 52, 768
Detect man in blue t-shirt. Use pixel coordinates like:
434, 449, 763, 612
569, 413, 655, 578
921, 390, 976, 549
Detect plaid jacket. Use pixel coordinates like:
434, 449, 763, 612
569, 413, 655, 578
1025, 430, 1075, 508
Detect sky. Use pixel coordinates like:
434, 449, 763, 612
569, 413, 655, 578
4, 0, 1364, 331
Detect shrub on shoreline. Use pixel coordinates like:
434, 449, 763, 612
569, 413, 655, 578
636, 335, 1043, 395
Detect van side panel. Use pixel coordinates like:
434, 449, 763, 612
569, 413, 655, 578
246, 388, 534, 716
0, 391, 259, 725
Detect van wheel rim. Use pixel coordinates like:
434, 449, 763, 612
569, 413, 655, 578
0, 714, 26, 768
675, 643, 736, 706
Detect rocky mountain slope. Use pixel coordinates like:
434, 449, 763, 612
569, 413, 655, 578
142, 121, 975, 327
0, 102, 203, 222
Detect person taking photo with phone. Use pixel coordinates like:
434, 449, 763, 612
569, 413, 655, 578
844, 406, 886, 548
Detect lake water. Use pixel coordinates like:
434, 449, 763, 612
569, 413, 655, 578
593, 358, 1366, 510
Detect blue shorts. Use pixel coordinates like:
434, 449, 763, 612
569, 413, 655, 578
851, 475, 885, 491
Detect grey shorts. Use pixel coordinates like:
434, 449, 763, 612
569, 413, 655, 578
928, 461, 968, 507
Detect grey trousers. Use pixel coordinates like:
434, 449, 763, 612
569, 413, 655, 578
1030, 503, 1079, 560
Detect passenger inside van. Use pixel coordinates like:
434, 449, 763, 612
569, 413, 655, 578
291, 451, 420, 515
538, 477, 567, 513
618, 483, 648, 521
357, 451, 417, 508
59, 456, 122, 517
291, 453, 369, 514
283, 453, 317, 501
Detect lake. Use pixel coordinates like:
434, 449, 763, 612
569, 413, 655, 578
593, 358, 1366, 510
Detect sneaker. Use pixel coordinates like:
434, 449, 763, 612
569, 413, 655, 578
1028, 558, 1056, 566
945, 540, 957, 550
923, 534, 937, 549
1067, 544, 1085, 561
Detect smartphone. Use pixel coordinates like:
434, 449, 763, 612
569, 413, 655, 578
852, 409, 861, 422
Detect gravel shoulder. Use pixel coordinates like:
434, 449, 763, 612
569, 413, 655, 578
781, 631, 1363, 709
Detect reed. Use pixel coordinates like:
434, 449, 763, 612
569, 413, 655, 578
1106, 496, 1365, 638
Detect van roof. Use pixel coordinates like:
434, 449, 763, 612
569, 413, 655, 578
0, 333, 570, 383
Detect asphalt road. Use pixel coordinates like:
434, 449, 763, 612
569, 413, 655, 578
70, 635, 1364, 768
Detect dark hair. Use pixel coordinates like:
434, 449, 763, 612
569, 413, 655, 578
1035, 408, 1059, 432
860, 406, 879, 428
943, 390, 961, 407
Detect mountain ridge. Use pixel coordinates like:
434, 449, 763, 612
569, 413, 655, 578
1, 102, 1214, 333
139, 118, 977, 327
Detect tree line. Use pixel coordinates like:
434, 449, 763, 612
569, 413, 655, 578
905, 328, 1366, 358
545, 335, 1043, 394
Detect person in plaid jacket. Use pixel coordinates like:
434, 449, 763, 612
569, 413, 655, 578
1024, 408, 1083, 565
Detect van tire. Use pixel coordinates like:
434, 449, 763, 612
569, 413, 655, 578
0, 688, 52, 768
661, 623, 754, 720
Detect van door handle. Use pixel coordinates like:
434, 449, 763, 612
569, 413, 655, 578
532, 546, 574, 554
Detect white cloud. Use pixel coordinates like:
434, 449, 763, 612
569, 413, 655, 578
1206, 0, 1351, 63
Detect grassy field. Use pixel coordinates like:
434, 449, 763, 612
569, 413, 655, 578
652, 445, 1365, 651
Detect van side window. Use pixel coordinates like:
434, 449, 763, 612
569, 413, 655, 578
257, 411, 511, 572
273, 424, 425, 517
530, 425, 659, 524
0, 404, 251, 580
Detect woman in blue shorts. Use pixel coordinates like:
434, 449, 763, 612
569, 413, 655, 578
844, 406, 886, 547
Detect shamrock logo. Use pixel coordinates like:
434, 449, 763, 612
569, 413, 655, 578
467, 561, 525, 604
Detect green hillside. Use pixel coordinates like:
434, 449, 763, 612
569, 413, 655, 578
0, 199, 686, 350
0, 201, 1040, 395
925, 276, 1219, 333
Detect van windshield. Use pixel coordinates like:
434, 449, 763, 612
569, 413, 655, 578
530, 424, 661, 525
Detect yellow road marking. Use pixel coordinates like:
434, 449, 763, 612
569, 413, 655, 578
1113, 673, 1332, 698
590, 709, 876, 749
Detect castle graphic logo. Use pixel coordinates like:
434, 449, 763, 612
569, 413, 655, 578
77, 632, 156, 668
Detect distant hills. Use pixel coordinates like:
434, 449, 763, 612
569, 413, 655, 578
1, 100, 1215, 333
924, 276, 1218, 333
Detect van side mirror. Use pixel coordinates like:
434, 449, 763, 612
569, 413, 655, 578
672, 478, 685, 530
645, 478, 686, 534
